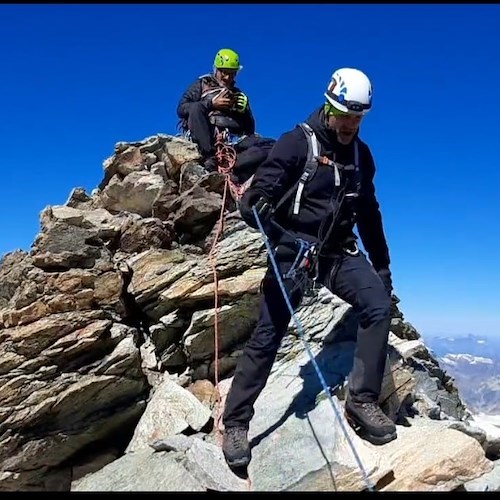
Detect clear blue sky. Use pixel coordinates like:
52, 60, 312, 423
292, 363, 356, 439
1, 4, 499, 338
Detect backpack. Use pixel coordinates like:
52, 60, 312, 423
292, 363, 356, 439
274, 122, 360, 216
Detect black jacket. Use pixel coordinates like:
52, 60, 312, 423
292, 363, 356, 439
246, 106, 390, 271
176, 74, 256, 136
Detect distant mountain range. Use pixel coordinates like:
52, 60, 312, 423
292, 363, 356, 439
423, 334, 500, 416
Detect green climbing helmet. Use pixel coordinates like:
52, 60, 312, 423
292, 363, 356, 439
213, 48, 242, 71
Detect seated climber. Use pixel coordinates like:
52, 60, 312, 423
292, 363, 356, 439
176, 48, 256, 171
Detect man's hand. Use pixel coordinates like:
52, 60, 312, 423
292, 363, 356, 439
211, 89, 233, 110
233, 92, 249, 113
239, 189, 271, 229
377, 268, 393, 296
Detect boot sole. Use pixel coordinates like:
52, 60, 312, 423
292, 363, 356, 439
345, 411, 397, 446
224, 455, 251, 468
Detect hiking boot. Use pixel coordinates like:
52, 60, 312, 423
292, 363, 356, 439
345, 397, 397, 445
222, 426, 251, 468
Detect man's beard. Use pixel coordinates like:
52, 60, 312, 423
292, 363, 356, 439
336, 128, 357, 145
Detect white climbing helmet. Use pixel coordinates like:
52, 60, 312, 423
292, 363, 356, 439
324, 67, 373, 115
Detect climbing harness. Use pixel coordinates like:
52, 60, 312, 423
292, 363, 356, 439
282, 237, 316, 280
272, 121, 361, 266
252, 205, 376, 492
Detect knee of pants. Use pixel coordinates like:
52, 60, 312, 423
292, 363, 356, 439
188, 101, 207, 118
356, 286, 391, 326
246, 325, 286, 355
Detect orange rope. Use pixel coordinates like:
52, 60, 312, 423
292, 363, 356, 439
209, 133, 253, 491
209, 133, 236, 445
212, 133, 249, 202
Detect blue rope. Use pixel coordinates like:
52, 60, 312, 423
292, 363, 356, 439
252, 206, 375, 492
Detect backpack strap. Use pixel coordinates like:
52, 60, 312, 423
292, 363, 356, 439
273, 122, 320, 215
292, 123, 320, 215
273, 123, 359, 216
343, 140, 360, 203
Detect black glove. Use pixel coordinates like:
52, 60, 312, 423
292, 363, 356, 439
239, 189, 271, 229
377, 268, 393, 296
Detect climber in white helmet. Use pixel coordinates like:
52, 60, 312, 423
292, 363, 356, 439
222, 67, 398, 469
324, 67, 373, 144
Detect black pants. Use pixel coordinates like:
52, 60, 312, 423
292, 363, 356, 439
187, 102, 215, 157
222, 244, 392, 429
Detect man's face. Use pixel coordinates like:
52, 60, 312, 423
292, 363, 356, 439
327, 112, 363, 145
215, 68, 238, 87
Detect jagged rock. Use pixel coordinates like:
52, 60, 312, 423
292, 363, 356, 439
372, 418, 493, 491
161, 136, 202, 181
390, 318, 420, 341
102, 146, 144, 184
183, 295, 260, 363
72, 440, 247, 492
468, 417, 500, 460
65, 187, 93, 210
125, 377, 212, 453
100, 171, 165, 217
178, 161, 209, 192
119, 217, 175, 254
464, 459, 500, 491
150, 434, 195, 453
389, 334, 433, 361
168, 185, 223, 241
0, 250, 33, 308
187, 379, 218, 409
0, 133, 490, 492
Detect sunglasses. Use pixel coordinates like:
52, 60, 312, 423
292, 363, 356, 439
325, 103, 350, 117
325, 102, 366, 119
217, 68, 238, 77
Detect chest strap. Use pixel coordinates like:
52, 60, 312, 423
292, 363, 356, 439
292, 123, 359, 215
